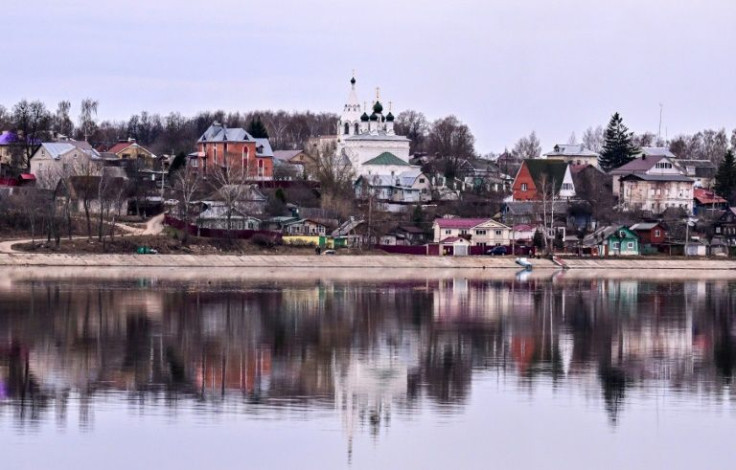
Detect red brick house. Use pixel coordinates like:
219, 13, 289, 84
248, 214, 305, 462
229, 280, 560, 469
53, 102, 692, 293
191, 122, 273, 180
629, 222, 667, 244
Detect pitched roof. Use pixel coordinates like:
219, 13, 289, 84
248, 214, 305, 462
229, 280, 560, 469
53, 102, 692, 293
629, 222, 662, 231
523, 159, 569, 193
694, 188, 727, 205
273, 150, 304, 161
634, 147, 676, 159
619, 173, 693, 182
198, 122, 255, 143
0, 131, 18, 145
254, 138, 274, 158
583, 225, 638, 246
544, 144, 599, 157
38, 141, 99, 160
107, 141, 156, 157
434, 218, 508, 230
363, 152, 410, 166
609, 155, 666, 174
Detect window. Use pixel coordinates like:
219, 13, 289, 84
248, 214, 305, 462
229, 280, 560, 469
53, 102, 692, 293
475, 230, 487, 235
627, 242, 634, 249
561, 183, 573, 190
354, 123, 359, 134
344, 123, 350, 134
521, 183, 528, 191
654, 229, 661, 237
655, 162, 672, 169
445, 229, 451, 235
460, 230, 468, 235
612, 242, 620, 250
495, 230, 502, 236
419, 178, 425, 183
716, 227, 722, 234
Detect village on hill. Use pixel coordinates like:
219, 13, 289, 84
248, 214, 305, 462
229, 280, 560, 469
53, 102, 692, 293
2, 75, 736, 258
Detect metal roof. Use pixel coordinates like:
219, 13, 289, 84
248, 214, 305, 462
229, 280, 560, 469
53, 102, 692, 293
619, 173, 693, 182
363, 152, 410, 166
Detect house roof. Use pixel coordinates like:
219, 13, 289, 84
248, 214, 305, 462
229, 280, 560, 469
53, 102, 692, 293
629, 222, 661, 231
434, 218, 508, 230
363, 152, 410, 166
332, 218, 365, 237
439, 236, 469, 244
504, 200, 569, 215
634, 147, 677, 159
619, 173, 693, 183
675, 159, 717, 178
37, 141, 99, 160
398, 225, 425, 234
523, 159, 569, 193
254, 138, 274, 158
583, 225, 638, 246
198, 122, 255, 143
107, 141, 156, 157
273, 150, 304, 162
544, 144, 599, 157
0, 131, 18, 145
609, 155, 667, 174
694, 188, 727, 205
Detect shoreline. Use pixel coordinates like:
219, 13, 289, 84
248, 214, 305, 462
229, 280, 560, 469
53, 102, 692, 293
1, 253, 736, 270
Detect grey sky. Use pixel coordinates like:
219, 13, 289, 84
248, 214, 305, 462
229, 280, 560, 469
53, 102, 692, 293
3, 0, 735, 153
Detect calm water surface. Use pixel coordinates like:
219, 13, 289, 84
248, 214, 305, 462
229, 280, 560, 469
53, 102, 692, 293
1, 270, 735, 469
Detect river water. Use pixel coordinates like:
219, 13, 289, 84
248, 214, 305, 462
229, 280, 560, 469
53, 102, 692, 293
0, 269, 734, 469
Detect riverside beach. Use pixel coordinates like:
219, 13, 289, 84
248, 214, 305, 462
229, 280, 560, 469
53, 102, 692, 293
2, 252, 736, 270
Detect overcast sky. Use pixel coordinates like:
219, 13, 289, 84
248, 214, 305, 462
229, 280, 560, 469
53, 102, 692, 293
2, 0, 735, 153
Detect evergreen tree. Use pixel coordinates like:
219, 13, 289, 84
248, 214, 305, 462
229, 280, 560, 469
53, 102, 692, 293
715, 150, 736, 201
247, 115, 269, 138
598, 113, 638, 172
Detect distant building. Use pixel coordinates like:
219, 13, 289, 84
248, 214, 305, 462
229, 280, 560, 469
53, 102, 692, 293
335, 75, 412, 178
192, 122, 273, 180
583, 225, 640, 256
432, 218, 511, 250
673, 159, 717, 189
30, 141, 101, 189
543, 144, 600, 168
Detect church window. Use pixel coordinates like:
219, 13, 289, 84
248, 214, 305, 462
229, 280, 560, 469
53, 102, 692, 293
344, 123, 350, 134
354, 123, 359, 134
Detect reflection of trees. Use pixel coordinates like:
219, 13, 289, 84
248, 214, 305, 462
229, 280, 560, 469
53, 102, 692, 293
0, 277, 735, 431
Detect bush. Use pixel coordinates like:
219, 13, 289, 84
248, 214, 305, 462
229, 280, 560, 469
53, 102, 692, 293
251, 233, 276, 248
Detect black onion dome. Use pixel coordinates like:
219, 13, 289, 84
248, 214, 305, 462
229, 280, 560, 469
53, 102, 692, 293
373, 101, 383, 114
386, 112, 394, 122
369, 113, 378, 121
360, 112, 369, 122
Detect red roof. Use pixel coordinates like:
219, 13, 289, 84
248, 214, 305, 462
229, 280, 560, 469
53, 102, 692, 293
434, 218, 493, 229
694, 188, 727, 205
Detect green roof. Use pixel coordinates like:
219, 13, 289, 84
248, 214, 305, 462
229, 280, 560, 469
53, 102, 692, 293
363, 152, 410, 166
524, 159, 568, 194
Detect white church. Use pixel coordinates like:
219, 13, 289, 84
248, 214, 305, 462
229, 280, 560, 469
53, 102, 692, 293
335, 75, 413, 178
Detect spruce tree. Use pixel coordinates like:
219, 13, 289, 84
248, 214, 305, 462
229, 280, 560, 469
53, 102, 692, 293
715, 150, 736, 201
247, 115, 269, 138
598, 113, 638, 172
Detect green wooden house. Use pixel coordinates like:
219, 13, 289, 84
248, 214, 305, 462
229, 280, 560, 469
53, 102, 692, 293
583, 225, 640, 256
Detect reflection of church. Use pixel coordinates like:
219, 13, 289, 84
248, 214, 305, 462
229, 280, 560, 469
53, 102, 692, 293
335, 75, 412, 177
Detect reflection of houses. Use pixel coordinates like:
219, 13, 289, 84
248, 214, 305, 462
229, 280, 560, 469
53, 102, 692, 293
629, 222, 666, 252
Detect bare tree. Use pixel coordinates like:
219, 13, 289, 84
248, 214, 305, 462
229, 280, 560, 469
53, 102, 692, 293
305, 141, 355, 218
394, 110, 429, 154
79, 98, 99, 142
582, 126, 604, 153
172, 163, 202, 244
511, 131, 541, 159
209, 163, 249, 238
11, 100, 51, 169
54, 100, 74, 137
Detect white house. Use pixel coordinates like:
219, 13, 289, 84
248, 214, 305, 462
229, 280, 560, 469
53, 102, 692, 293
432, 218, 512, 250
30, 141, 101, 188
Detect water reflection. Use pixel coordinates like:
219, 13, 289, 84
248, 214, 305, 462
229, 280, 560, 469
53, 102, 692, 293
1, 273, 735, 440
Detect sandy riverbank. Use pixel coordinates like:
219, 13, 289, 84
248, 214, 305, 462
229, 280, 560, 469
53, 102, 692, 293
1, 252, 736, 271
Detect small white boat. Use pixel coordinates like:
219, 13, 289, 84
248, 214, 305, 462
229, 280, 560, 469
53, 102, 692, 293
515, 257, 533, 270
